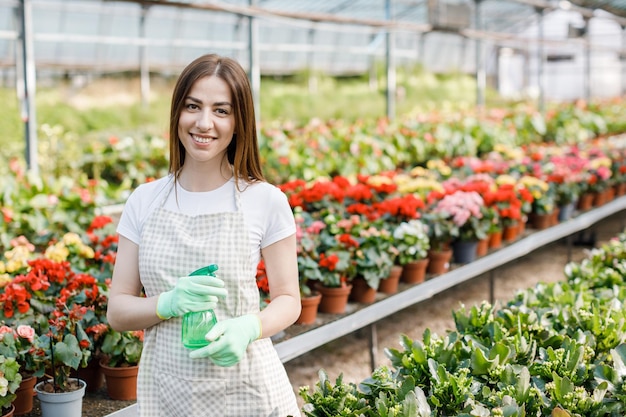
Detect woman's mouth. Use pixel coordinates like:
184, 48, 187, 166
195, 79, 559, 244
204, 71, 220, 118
192, 134, 215, 144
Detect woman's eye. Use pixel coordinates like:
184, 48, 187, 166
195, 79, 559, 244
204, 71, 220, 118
186, 103, 199, 110
216, 108, 230, 115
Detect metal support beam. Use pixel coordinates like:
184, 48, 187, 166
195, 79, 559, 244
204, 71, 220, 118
248, 0, 260, 123
489, 269, 495, 305
536, 7, 545, 115
16, 0, 37, 174
583, 17, 592, 101
474, 0, 486, 110
368, 323, 378, 372
139, 5, 150, 109
385, 0, 396, 121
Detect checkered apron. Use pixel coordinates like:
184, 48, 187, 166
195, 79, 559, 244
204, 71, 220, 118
136, 180, 300, 417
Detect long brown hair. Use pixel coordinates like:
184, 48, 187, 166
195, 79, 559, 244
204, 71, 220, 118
168, 54, 265, 184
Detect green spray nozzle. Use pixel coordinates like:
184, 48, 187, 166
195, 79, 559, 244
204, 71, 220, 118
190, 264, 218, 276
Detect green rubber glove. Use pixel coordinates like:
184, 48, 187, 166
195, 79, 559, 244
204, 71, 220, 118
188, 314, 261, 366
156, 275, 227, 320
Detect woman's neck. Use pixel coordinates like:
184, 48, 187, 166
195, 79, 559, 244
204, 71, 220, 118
177, 161, 233, 192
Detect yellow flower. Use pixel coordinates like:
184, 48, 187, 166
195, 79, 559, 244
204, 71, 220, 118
366, 175, 394, 188
79, 246, 95, 259
45, 243, 70, 262
495, 174, 517, 186
5, 259, 27, 274
62, 232, 83, 246
0, 274, 12, 288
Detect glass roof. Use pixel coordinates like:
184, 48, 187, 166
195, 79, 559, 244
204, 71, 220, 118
0, 0, 624, 78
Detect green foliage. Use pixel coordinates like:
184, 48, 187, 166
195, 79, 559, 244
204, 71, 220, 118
301, 232, 626, 416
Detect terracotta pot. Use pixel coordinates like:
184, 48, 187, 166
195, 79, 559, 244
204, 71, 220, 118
100, 360, 139, 401
70, 357, 103, 393
378, 265, 402, 294
550, 208, 560, 226
616, 182, 626, 196
529, 212, 552, 230
578, 192, 594, 210
452, 240, 478, 264
475, 237, 489, 257
400, 259, 429, 284
295, 292, 322, 325
12, 375, 36, 416
502, 223, 518, 242
593, 190, 607, 207
317, 284, 352, 314
605, 186, 615, 202
488, 230, 502, 249
349, 277, 377, 304
427, 249, 453, 275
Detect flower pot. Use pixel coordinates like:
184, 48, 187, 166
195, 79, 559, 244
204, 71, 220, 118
378, 265, 402, 294
578, 192, 594, 210
427, 249, 452, 275
452, 240, 478, 264
317, 284, 352, 314
100, 360, 139, 401
502, 223, 518, 242
475, 237, 489, 257
349, 277, 377, 304
295, 292, 322, 325
35, 379, 86, 417
616, 182, 626, 196
400, 259, 429, 284
1, 405, 14, 417
529, 212, 552, 230
12, 375, 36, 416
557, 202, 575, 222
550, 207, 560, 226
70, 357, 103, 393
488, 230, 502, 249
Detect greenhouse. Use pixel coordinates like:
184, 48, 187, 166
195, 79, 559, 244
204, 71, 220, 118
2, 0, 626, 416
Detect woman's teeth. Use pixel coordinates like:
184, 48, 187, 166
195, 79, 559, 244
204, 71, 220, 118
192, 135, 214, 143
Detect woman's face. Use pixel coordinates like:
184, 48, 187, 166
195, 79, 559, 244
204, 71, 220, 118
177, 75, 235, 165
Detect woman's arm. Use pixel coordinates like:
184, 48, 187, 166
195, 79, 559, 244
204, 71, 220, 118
107, 235, 162, 331
257, 233, 301, 338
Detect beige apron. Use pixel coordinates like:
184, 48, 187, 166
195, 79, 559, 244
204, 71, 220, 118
136, 179, 300, 417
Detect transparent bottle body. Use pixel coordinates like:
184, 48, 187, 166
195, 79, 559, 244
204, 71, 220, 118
182, 264, 218, 349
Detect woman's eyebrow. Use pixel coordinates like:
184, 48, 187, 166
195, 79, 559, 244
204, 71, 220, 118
185, 96, 232, 107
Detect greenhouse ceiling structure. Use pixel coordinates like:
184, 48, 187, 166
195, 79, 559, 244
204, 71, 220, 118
3, 0, 626, 172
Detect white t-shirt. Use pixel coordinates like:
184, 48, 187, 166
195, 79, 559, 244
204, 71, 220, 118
116, 175, 296, 267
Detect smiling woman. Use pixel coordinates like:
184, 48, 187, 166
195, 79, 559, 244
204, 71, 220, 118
106, 54, 302, 417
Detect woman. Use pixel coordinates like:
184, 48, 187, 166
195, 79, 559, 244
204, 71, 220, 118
107, 54, 302, 416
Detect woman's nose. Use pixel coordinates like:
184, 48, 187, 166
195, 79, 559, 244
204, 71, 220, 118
196, 110, 213, 131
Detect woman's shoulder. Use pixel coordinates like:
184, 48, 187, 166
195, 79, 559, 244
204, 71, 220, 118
241, 180, 287, 200
125, 175, 173, 208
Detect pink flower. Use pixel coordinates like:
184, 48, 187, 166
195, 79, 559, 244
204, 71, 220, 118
0, 325, 12, 336
16, 324, 35, 343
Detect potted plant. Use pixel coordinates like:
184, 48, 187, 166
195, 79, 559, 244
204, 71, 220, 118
0, 324, 43, 415
428, 190, 486, 265
0, 354, 21, 417
294, 209, 325, 324
350, 218, 397, 303
99, 328, 143, 401
392, 219, 431, 284
30, 302, 91, 417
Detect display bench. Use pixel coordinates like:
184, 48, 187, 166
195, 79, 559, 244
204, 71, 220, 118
104, 196, 626, 417
273, 195, 626, 367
